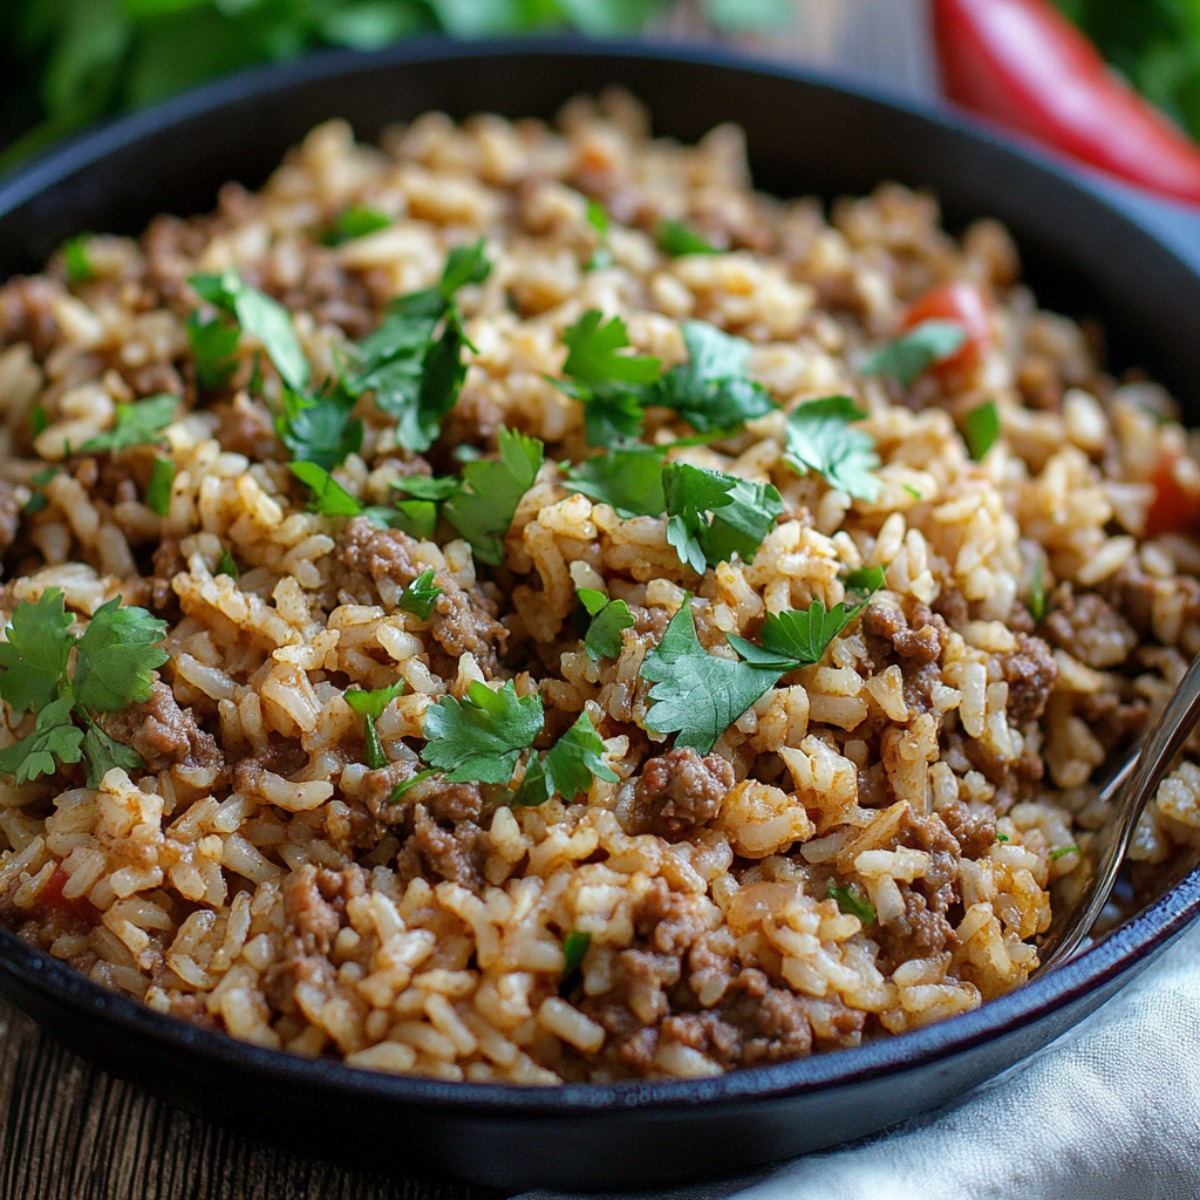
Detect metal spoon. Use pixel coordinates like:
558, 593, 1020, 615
1035, 650, 1200, 974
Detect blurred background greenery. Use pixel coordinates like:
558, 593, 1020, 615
0, 0, 1194, 176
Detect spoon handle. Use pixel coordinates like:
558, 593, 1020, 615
1038, 650, 1200, 969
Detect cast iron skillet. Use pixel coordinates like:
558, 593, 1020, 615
1, 39, 1199, 1192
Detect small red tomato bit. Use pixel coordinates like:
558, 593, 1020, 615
37, 863, 100, 923
1144, 452, 1200, 537
901, 280, 994, 374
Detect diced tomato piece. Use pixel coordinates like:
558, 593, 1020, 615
901, 281, 993, 373
1145, 453, 1200, 537
38, 864, 98, 922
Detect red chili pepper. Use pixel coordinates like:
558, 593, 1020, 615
932, 0, 1200, 204
1144, 453, 1200, 536
901, 280, 993, 373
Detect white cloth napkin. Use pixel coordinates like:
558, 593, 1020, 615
522, 920, 1200, 1200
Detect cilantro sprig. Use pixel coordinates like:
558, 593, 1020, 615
563, 447, 667, 518
344, 680, 405, 770
784, 396, 881, 502
345, 239, 490, 454
81, 394, 177, 454
662, 463, 783, 574
190, 269, 310, 393
512, 711, 618, 807
398, 568, 442, 620
657, 219, 720, 257
828, 882, 876, 925
963, 398, 1000, 461
578, 588, 636, 661
321, 205, 391, 246
275, 383, 363, 471
0, 590, 168, 787
862, 321, 966, 388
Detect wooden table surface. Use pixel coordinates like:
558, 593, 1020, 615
0, 5, 933, 1197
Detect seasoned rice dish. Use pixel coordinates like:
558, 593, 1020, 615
0, 92, 1197, 1084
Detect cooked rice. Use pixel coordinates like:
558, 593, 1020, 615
0, 91, 1198, 1083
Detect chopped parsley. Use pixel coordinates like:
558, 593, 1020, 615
29, 403, 49, 438
556, 310, 661, 445
578, 588, 636, 660
584, 198, 612, 271
23, 466, 58, 515
442, 427, 543, 567
996, 832, 1011, 844
862, 320, 966, 388
651, 322, 777, 433
0, 590, 168, 787
190, 269, 310, 394
657, 218, 720, 257
344, 680, 405, 770
81, 394, 177, 454
216, 549, 239, 579
185, 312, 240, 390
145, 456, 175, 517
640, 600, 782, 754
561, 930, 591, 977
288, 461, 363, 516
275, 384, 362, 471
345, 239, 490, 453
963, 398, 1001, 461
321, 204, 391, 245
422, 679, 543, 785
398, 568, 442, 620
1050, 844, 1079, 861
827, 882, 876, 925
389, 768, 439, 804
844, 564, 887, 601
662, 462, 782, 573
784, 395, 881, 502
563, 447, 666, 518
62, 236, 94, 283
513, 711, 616, 807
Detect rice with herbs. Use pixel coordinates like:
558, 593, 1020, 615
0, 92, 1198, 1084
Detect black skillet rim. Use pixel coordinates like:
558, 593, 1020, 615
0, 34, 1198, 1117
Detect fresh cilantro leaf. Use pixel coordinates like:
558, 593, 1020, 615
216, 549, 239, 579
81, 720, 143, 788
73, 598, 169, 715
585, 198, 612, 271
190, 269, 310, 393
543, 711, 617, 798
276, 384, 362, 471
346, 240, 490, 453
700, 476, 783, 569
662, 463, 735, 574
844, 565, 887, 601
81, 393, 176, 454
24, 463, 57, 514
186, 311, 240, 390
1050, 844, 1079, 861
561, 310, 661, 391
512, 711, 616, 806
389, 767, 440, 803
381, 500, 438, 539
288, 461, 363, 517
996, 832, 1011, 844
657, 219, 719, 256
561, 929, 591, 976
422, 680, 543, 785
760, 601, 860, 664
145, 456, 174, 517
862, 320, 966, 388
345, 679, 405, 770
578, 588, 635, 660
651, 322, 777, 433
321, 204, 391, 245
398, 568, 442, 620
557, 310, 661, 446
784, 395, 881, 502
1029, 560, 1047, 623
443, 427, 543, 566
640, 601, 781, 754
62, 236, 95, 283
827, 882, 876, 925
563, 447, 666, 518
662, 464, 780, 572
393, 475, 464, 502
0, 694, 84, 784
30, 403, 49, 437
0, 589, 73, 715
964, 398, 1000, 461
